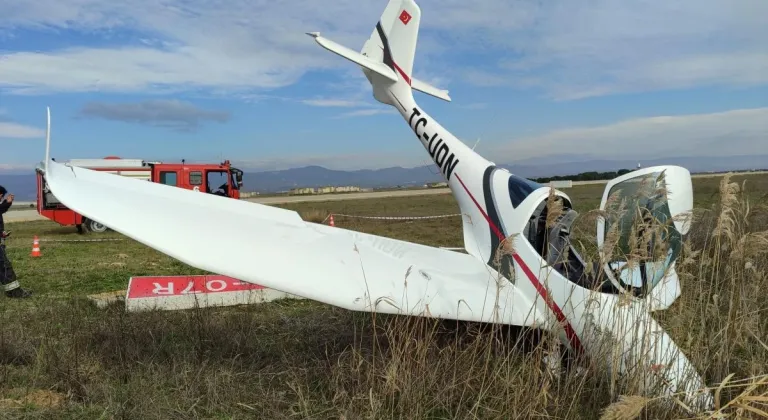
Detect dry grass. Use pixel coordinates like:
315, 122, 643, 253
298, 208, 330, 223
0, 174, 766, 419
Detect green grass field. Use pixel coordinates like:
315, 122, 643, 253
1, 173, 767, 419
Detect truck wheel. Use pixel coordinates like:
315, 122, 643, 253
85, 218, 108, 233
76, 224, 84, 234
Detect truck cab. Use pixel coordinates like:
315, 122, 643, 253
152, 160, 243, 199
36, 157, 244, 233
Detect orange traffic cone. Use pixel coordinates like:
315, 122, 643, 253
31, 235, 41, 257
329, 214, 335, 227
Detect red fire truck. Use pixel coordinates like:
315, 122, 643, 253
36, 156, 244, 233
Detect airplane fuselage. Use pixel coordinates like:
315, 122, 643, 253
382, 84, 711, 412
385, 85, 589, 348
407, 106, 462, 181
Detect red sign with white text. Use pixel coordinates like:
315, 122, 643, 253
127, 275, 265, 299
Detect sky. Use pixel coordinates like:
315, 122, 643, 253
1, 0, 767, 173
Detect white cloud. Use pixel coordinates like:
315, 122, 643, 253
459, 0, 768, 99
0, 0, 765, 99
497, 107, 768, 161
0, 122, 45, 139
0, 45, 328, 95
0, 0, 373, 95
79, 99, 229, 131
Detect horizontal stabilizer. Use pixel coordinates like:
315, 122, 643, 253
412, 77, 451, 102
307, 32, 398, 82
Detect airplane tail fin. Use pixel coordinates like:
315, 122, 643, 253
307, 0, 450, 103
362, 0, 420, 87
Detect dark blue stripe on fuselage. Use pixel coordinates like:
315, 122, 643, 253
375, 22, 395, 72
482, 166, 516, 283
482, 166, 501, 266
508, 175, 543, 208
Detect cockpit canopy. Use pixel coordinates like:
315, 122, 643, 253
599, 169, 686, 292
523, 166, 692, 299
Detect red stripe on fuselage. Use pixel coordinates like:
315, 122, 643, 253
393, 62, 411, 85
454, 173, 582, 352
455, 173, 504, 240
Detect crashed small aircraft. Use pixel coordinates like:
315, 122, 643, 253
40, 0, 712, 411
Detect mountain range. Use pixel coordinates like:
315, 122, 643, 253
2, 154, 766, 201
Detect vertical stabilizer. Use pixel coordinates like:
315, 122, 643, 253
362, 0, 421, 86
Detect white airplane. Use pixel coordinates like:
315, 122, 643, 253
40, 0, 712, 411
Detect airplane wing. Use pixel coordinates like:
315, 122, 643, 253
44, 160, 543, 326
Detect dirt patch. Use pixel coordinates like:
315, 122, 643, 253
88, 289, 126, 308
0, 389, 66, 409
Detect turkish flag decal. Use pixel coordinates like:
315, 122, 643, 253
399, 10, 412, 25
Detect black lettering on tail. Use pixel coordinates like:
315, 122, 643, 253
429, 138, 442, 156
435, 144, 449, 167
443, 154, 459, 180
408, 106, 460, 181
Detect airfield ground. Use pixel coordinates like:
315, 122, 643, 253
1, 173, 767, 418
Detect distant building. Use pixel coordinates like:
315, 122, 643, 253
549, 180, 573, 188
332, 186, 361, 193
290, 187, 316, 195
427, 182, 448, 188
288, 185, 362, 195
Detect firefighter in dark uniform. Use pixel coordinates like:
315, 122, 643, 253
0, 185, 32, 298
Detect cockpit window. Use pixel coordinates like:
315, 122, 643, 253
508, 175, 544, 207
602, 171, 682, 290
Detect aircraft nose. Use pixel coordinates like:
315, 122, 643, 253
579, 296, 713, 413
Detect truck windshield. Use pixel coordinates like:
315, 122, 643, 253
230, 168, 243, 190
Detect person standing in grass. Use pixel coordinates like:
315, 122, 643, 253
0, 185, 32, 299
